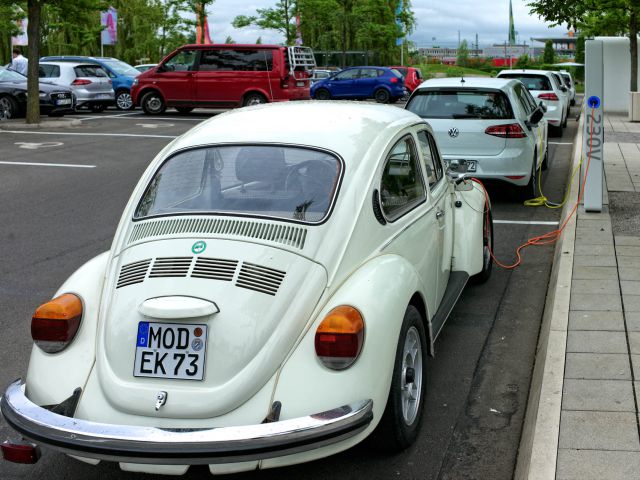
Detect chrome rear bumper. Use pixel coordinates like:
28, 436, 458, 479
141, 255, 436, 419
1, 379, 373, 465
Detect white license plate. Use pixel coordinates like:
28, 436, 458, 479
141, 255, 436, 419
97, 93, 112, 99
134, 322, 207, 380
296, 81, 305, 87
447, 159, 477, 172
56, 98, 71, 105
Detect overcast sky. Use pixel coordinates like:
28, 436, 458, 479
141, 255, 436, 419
205, 0, 569, 47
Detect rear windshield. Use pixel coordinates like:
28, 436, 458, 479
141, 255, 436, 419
499, 74, 552, 91
135, 145, 342, 224
74, 65, 107, 77
406, 90, 513, 120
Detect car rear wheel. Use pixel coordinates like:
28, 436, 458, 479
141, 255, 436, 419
314, 88, 331, 101
0, 95, 19, 119
470, 208, 493, 284
374, 88, 390, 104
549, 124, 563, 137
541, 144, 550, 171
562, 109, 568, 128
242, 93, 267, 107
519, 157, 538, 201
90, 104, 106, 113
175, 107, 194, 114
115, 90, 134, 110
141, 91, 166, 115
371, 305, 427, 452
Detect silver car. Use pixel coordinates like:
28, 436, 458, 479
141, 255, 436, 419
39, 62, 115, 112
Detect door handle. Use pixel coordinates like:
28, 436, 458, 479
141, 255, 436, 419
436, 209, 445, 219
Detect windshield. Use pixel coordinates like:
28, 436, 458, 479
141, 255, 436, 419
0, 68, 26, 82
101, 59, 139, 77
406, 90, 513, 119
135, 145, 342, 224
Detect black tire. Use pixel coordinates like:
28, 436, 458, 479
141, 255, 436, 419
115, 90, 134, 110
90, 104, 106, 113
47, 111, 64, 117
549, 124, 563, 137
314, 88, 331, 101
141, 91, 166, 115
0, 95, 20, 119
389, 97, 400, 104
562, 109, 568, 128
371, 305, 427, 452
242, 93, 267, 107
374, 88, 390, 104
470, 208, 493, 284
570, 99, 576, 106
175, 107, 194, 114
541, 144, 550, 171
519, 157, 538, 201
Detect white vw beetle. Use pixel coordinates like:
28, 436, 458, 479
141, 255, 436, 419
1, 102, 492, 475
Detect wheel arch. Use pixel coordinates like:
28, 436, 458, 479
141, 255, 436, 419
136, 87, 164, 105
242, 89, 271, 104
409, 291, 434, 357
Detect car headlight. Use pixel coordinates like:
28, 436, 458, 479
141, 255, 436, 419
132, 78, 138, 86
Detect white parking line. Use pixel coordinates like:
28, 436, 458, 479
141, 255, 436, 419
548, 142, 573, 145
73, 115, 205, 122
71, 112, 140, 120
1, 130, 177, 139
0, 161, 95, 168
494, 220, 559, 225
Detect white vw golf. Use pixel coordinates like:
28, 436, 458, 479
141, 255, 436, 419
406, 77, 548, 199
1, 102, 491, 475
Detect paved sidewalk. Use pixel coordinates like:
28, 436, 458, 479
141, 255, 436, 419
518, 113, 640, 480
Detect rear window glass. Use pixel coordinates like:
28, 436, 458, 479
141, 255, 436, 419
39, 64, 60, 78
74, 65, 107, 77
395, 67, 408, 77
500, 74, 552, 91
135, 146, 342, 224
406, 90, 514, 120
199, 49, 274, 71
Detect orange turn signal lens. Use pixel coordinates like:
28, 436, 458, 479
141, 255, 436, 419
315, 306, 364, 370
31, 293, 83, 354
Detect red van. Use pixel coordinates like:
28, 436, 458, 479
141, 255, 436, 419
390, 66, 423, 93
131, 44, 316, 114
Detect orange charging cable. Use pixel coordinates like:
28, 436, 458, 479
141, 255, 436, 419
472, 107, 595, 270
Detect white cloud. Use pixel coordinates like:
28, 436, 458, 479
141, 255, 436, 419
203, 0, 569, 47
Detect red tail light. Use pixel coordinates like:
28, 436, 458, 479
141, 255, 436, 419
31, 293, 83, 353
315, 306, 364, 370
280, 75, 290, 89
71, 79, 92, 86
538, 92, 558, 101
390, 77, 399, 83
1, 442, 40, 464
485, 123, 527, 139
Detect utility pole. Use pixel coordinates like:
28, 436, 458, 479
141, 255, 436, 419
475, 33, 479, 57
458, 30, 460, 48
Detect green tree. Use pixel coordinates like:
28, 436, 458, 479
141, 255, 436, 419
0, 4, 22, 64
457, 39, 469, 67
233, 0, 296, 45
516, 54, 530, 68
543, 39, 555, 64
256, 36, 262, 44
224, 35, 235, 44
528, 0, 640, 91
575, 34, 585, 80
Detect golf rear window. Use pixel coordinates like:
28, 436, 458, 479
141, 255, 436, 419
500, 74, 552, 91
406, 90, 513, 120
135, 145, 342, 224
74, 65, 107, 77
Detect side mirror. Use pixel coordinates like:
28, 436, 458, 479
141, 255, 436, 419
560, 86, 567, 93
529, 108, 544, 126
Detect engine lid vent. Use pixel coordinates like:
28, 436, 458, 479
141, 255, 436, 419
192, 257, 238, 282
236, 262, 286, 296
149, 257, 193, 278
116, 259, 151, 289
128, 217, 307, 250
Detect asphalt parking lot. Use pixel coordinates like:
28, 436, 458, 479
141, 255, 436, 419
0, 101, 580, 480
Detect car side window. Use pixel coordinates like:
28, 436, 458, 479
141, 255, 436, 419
334, 69, 359, 80
164, 50, 197, 72
416, 130, 443, 188
523, 88, 538, 112
359, 68, 378, 79
513, 83, 532, 116
379, 136, 426, 220
39, 65, 60, 78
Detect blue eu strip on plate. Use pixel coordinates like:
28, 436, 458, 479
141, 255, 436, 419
137, 322, 149, 347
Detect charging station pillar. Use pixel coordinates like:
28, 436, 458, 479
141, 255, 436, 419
583, 39, 604, 212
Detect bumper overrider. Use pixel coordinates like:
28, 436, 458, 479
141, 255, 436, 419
1, 380, 374, 465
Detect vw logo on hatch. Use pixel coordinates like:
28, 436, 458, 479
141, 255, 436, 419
192, 241, 207, 254
448, 127, 460, 138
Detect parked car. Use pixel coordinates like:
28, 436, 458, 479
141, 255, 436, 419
390, 66, 424, 93
559, 70, 576, 106
0, 66, 74, 119
311, 66, 406, 103
405, 77, 548, 198
134, 63, 157, 73
131, 44, 316, 114
0, 102, 491, 474
40, 56, 139, 110
39, 62, 115, 112
497, 69, 568, 136
311, 68, 334, 84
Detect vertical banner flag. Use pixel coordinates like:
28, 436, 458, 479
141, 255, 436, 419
11, 13, 28, 46
395, 0, 404, 46
101, 6, 118, 45
295, 13, 303, 46
196, 3, 213, 44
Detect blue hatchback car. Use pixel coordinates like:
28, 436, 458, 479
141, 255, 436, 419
310, 66, 406, 103
40, 56, 139, 110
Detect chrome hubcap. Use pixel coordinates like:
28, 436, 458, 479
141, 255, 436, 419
400, 326, 423, 425
0, 98, 13, 118
247, 96, 264, 106
117, 92, 132, 109
147, 97, 162, 112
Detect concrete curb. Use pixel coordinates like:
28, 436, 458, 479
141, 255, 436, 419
514, 110, 585, 480
0, 118, 81, 129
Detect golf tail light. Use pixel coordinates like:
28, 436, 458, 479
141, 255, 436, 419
485, 123, 527, 138
71, 79, 92, 86
315, 306, 364, 370
31, 293, 82, 353
538, 92, 559, 101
